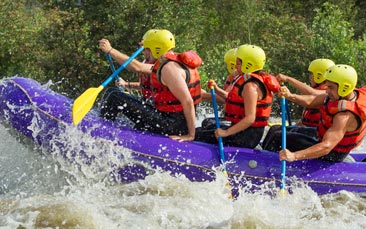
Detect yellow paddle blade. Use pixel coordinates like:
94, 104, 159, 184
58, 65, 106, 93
268, 122, 289, 127
279, 188, 288, 196
72, 85, 104, 125
221, 171, 233, 199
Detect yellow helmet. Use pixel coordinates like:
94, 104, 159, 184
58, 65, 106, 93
224, 48, 237, 73
235, 44, 266, 73
139, 29, 159, 46
324, 64, 357, 97
308, 58, 335, 84
142, 29, 158, 41
143, 29, 175, 59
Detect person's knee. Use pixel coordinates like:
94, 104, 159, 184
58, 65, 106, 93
261, 127, 281, 151
201, 118, 216, 129
344, 155, 356, 162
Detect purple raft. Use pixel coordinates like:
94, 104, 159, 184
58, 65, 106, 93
1, 77, 366, 196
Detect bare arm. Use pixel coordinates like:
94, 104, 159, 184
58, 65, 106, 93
277, 74, 323, 96
281, 86, 325, 108
201, 89, 226, 104
114, 77, 140, 89
161, 62, 196, 141
99, 38, 153, 74
211, 81, 229, 100
203, 81, 227, 104
215, 82, 258, 137
280, 111, 357, 161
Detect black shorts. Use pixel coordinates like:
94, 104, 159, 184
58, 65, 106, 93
261, 125, 353, 162
100, 87, 188, 136
195, 117, 265, 149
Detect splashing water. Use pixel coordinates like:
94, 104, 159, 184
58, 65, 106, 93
0, 78, 366, 228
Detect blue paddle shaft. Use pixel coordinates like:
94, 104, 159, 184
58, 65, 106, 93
280, 96, 287, 190
101, 46, 144, 88
210, 87, 226, 165
285, 99, 292, 125
281, 98, 287, 150
106, 53, 120, 81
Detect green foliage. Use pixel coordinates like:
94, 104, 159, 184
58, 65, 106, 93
0, 0, 46, 78
355, 36, 366, 86
2, 0, 366, 117
311, 3, 355, 62
198, 0, 263, 86
256, 13, 314, 118
311, 2, 366, 87
28, 0, 208, 96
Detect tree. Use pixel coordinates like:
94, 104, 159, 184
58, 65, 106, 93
0, 0, 46, 78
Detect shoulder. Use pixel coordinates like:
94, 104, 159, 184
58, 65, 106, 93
164, 60, 181, 67
334, 110, 355, 119
243, 80, 261, 94
161, 61, 186, 74
313, 93, 327, 105
142, 63, 154, 73
333, 110, 359, 131
160, 61, 186, 82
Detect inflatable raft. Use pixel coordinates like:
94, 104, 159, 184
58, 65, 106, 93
1, 77, 366, 196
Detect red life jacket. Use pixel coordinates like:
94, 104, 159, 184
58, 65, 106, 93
318, 87, 366, 153
151, 51, 202, 112
223, 73, 234, 90
223, 71, 240, 91
139, 59, 155, 99
224, 72, 280, 126
301, 84, 327, 127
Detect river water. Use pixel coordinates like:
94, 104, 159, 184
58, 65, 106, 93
0, 79, 366, 228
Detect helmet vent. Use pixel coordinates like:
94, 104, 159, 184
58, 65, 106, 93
155, 47, 161, 55
342, 84, 350, 92
246, 62, 252, 70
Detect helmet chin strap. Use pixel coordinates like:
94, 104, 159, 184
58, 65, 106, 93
340, 91, 356, 101
349, 91, 357, 101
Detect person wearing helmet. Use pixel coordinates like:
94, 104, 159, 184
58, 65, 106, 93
105, 29, 157, 101
261, 58, 335, 149
276, 58, 335, 127
201, 48, 240, 104
273, 64, 366, 162
195, 44, 280, 148
98, 29, 202, 142
198, 48, 241, 129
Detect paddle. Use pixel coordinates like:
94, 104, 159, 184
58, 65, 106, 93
72, 46, 144, 125
106, 53, 131, 93
285, 99, 292, 125
106, 53, 118, 77
268, 99, 291, 127
210, 85, 232, 199
280, 89, 287, 194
